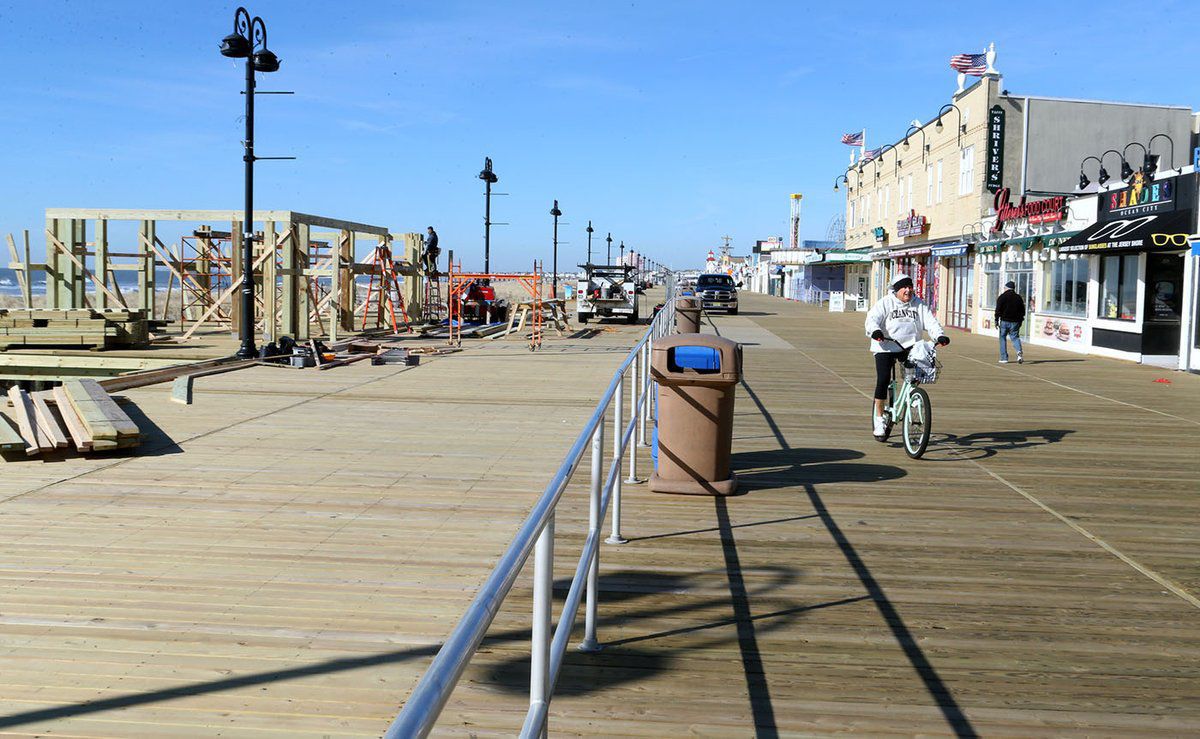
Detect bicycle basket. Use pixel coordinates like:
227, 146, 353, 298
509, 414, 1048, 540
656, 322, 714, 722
910, 355, 941, 384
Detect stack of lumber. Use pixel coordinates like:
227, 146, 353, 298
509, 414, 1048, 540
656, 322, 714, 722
0, 308, 169, 350
2, 380, 141, 457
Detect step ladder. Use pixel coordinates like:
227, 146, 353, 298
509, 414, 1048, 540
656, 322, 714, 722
360, 245, 412, 334
423, 271, 446, 323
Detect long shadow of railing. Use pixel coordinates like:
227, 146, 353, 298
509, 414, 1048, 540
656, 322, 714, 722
740, 377, 980, 738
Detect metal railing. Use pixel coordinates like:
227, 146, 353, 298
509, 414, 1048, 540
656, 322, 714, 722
387, 279, 677, 738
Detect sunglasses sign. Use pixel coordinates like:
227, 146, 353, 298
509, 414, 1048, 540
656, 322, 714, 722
1059, 209, 1194, 253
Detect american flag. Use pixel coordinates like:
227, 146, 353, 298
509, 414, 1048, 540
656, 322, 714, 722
949, 52, 986, 76
862, 147, 882, 161
840, 131, 864, 146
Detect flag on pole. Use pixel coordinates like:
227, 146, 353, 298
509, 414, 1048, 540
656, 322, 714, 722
840, 131, 864, 146
862, 147, 882, 161
950, 52, 987, 76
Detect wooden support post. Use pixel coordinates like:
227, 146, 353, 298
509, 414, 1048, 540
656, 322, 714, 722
138, 220, 156, 316
295, 222, 311, 340
5, 233, 29, 308
402, 232, 424, 320
262, 221, 278, 341
279, 221, 299, 339
46, 218, 83, 309
230, 220, 243, 335
338, 230, 354, 332
22, 230, 32, 307
95, 220, 109, 310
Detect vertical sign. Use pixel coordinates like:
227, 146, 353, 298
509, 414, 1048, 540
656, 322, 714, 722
987, 104, 1005, 193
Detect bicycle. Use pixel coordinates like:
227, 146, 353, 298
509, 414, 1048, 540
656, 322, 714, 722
876, 340, 941, 459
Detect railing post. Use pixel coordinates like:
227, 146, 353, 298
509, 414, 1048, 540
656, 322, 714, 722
530, 513, 554, 738
624, 350, 643, 484
579, 419, 604, 653
606, 370, 627, 544
638, 340, 650, 447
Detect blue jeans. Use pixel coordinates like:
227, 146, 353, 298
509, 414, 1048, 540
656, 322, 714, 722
998, 320, 1023, 361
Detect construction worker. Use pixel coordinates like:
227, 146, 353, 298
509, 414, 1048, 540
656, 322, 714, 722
423, 226, 440, 275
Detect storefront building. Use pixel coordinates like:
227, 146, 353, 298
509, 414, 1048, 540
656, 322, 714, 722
1054, 170, 1196, 366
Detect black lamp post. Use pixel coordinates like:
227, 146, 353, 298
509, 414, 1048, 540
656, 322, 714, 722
220, 6, 281, 359
619, 241, 625, 267
606, 232, 613, 264
549, 199, 562, 297
478, 157, 498, 272
586, 220, 594, 264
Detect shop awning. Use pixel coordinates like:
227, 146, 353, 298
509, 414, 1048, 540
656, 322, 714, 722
819, 251, 872, 265
1059, 210, 1194, 253
977, 231, 1082, 254
930, 243, 968, 257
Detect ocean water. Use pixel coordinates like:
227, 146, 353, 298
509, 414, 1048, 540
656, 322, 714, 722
0, 268, 174, 296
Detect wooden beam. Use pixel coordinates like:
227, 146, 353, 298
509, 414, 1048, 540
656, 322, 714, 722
6, 386, 44, 456
5, 233, 28, 307
178, 247, 275, 342
42, 209, 389, 236
52, 385, 92, 451
44, 229, 126, 309
31, 393, 69, 449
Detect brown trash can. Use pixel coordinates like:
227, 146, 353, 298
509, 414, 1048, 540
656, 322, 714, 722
649, 334, 741, 495
675, 297, 702, 334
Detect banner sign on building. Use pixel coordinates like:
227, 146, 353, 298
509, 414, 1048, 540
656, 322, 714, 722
987, 105, 1004, 193
873, 227, 887, 243
992, 188, 1066, 230
1099, 173, 1181, 218
896, 210, 927, 237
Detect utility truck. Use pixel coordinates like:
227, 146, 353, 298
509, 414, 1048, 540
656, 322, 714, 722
576, 264, 638, 323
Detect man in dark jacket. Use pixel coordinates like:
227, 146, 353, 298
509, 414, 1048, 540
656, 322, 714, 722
423, 227, 440, 274
994, 280, 1026, 364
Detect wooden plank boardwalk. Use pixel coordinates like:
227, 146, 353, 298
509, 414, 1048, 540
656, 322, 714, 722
2, 289, 1199, 736
441, 291, 1200, 736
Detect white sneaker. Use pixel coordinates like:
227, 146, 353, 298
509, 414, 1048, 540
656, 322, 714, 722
1016, 353, 1023, 364
873, 415, 887, 437
998, 359, 1009, 364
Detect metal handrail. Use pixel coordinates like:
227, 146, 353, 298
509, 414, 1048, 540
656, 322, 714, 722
388, 277, 677, 738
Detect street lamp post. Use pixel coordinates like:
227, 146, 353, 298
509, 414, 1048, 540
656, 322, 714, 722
586, 221, 594, 265
606, 233, 613, 264
478, 157, 498, 272
549, 199, 562, 297
220, 6, 281, 359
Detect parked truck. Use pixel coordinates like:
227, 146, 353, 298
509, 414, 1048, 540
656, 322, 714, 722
576, 264, 638, 323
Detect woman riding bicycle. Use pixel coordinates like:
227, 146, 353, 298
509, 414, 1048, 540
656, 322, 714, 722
864, 273, 949, 440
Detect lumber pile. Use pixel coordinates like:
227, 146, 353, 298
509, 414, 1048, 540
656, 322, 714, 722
0, 308, 169, 350
2, 380, 141, 457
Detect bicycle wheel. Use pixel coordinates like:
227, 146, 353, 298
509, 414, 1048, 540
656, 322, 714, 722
902, 387, 932, 459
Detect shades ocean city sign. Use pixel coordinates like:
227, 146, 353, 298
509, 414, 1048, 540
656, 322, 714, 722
992, 188, 1065, 231
896, 210, 927, 237
1101, 171, 1176, 218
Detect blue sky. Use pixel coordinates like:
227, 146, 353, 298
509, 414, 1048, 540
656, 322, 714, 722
1, 0, 1197, 269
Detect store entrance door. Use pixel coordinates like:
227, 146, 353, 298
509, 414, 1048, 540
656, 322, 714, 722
1142, 251, 1184, 356
1008, 266, 1034, 338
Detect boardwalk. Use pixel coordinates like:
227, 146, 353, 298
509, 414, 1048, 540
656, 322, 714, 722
2, 290, 1199, 736
443, 291, 1200, 736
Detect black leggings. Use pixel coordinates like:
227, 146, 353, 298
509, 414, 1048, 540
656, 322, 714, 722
873, 349, 910, 400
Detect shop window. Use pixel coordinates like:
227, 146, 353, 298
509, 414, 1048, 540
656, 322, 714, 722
1041, 258, 1088, 317
983, 260, 1000, 308
958, 146, 975, 196
1099, 254, 1138, 321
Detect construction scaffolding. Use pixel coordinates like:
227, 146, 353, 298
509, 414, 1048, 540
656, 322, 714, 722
5, 209, 430, 346
445, 260, 544, 350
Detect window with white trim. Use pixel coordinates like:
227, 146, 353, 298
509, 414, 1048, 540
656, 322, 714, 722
885, 185, 891, 217
926, 165, 934, 205
906, 175, 914, 213
958, 146, 975, 196
936, 159, 944, 203
864, 193, 871, 224
898, 180, 906, 216
848, 199, 855, 229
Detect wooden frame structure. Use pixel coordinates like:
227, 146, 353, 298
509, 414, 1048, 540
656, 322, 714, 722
4, 209, 427, 344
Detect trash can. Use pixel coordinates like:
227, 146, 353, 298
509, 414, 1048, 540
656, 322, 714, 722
675, 297, 702, 334
649, 334, 741, 495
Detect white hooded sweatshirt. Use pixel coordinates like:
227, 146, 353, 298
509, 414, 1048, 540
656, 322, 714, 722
864, 282, 945, 354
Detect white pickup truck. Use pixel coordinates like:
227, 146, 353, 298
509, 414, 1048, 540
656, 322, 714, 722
576, 264, 638, 324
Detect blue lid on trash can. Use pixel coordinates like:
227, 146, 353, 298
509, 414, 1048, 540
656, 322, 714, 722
670, 346, 721, 371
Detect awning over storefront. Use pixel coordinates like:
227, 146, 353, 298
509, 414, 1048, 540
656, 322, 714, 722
930, 243, 969, 258
1059, 211, 1194, 253
807, 251, 872, 265
978, 231, 1082, 254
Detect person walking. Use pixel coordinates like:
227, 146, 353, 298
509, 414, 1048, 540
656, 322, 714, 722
864, 273, 949, 440
994, 280, 1026, 364
423, 226, 440, 275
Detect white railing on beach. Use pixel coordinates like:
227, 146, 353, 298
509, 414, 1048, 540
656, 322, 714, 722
386, 279, 678, 738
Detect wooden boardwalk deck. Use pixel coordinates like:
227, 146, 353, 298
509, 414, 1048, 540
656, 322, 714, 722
2, 290, 1199, 736
441, 291, 1200, 736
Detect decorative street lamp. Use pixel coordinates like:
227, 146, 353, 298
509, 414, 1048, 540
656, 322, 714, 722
220, 6, 281, 359
606, 232, 613, 264
619, 241, 625, 266
549, 199, 562, 297
586, 220, 594, 264
478, 156, 498, 273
